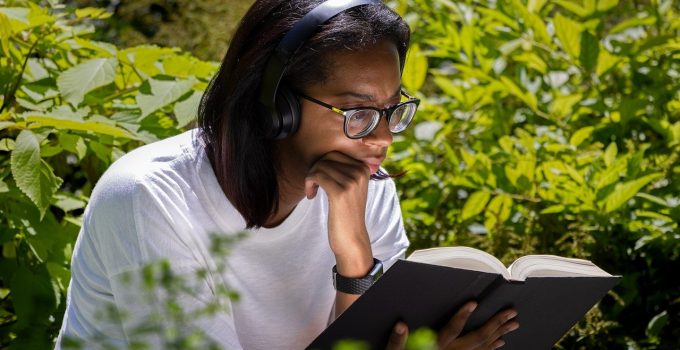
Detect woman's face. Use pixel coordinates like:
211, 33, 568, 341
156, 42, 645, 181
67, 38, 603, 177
278, 40, 402, 179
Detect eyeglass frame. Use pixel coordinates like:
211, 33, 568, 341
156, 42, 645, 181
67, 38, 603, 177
296, 89, 420, 139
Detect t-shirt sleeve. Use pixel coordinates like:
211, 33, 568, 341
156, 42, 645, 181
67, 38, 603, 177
365, 177, 410, 270
81, 162, 243, 349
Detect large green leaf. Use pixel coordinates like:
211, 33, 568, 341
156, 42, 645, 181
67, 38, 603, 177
173, 91, 202, 128
23, 113, 134, 139
56, 57, 118, 106
553, 13, 582, 61
603, 173, 664, 213
10, 130, 63, 218
461, 191, 491, 221
136, 77, 196, 118
402, 44, 428, 92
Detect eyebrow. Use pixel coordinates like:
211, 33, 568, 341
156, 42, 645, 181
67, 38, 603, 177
333, 86, 402, 102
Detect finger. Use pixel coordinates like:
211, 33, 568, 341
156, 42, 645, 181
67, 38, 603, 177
304, 168, 341, 199
490, 339, 505, 349
305, 159, 368, 199
385, 322, 409, 350
454, 309, 518, 349
318, 151, 371, 177
437, 301, 477, 348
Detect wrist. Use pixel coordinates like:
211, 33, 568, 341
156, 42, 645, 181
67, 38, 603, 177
334, 249, 374, 278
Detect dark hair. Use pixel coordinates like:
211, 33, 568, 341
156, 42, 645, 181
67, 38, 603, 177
197, 0, 410, 229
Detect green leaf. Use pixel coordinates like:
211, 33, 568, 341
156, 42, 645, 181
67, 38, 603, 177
10, 130, 63, 218
461, 191, 491, 221
603, 173, 664, 213
403, 44, 428, 91
597, 0, 619, 12
0, 12, 12, 54
646, 311, 669, 338
540, 204, 565, 214
58, 133, 87, 160
53, 193, 87, 213
604, 142, 617, 167
57, 58, 118, 106
75, 7, 112, 19
570, 126, 594, 147
635, 192, 669, 207
173, 91, 202, 128
0, 179, 8, 193
484, 194, 512, 232
596, 48, 621, 76
552, 0, 590, 17
136, 77, 196, 118
609, 15, 656, 35
579, 31, 599, 72
23, 113, 134, 139
499, 76, 537, 111
554, 13, 583, 60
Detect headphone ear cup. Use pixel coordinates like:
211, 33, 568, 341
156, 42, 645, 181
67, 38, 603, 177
274, 86, 301, 139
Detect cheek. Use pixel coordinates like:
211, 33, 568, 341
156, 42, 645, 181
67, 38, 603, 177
294, 110, 355, 158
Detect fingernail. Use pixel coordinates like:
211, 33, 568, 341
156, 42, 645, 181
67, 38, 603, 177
495, 340, 506, 349
394, 322, 406, 335
506, 311, 517, 321
468, 302, 478, 313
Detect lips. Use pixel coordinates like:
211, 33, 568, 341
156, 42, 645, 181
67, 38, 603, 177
362, 156, 385, 174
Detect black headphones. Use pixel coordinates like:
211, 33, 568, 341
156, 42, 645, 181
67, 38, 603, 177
257, 0, 381, 139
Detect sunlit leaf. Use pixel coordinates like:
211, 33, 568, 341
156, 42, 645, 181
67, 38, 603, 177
10, 130, 63, 218
604, 142, 617, 167
57, 57, 118, 106
603, 173, 664, 213
136, 77, 196, 118
552, 0, 590, 17
570, 126, 594, 147
461, 191, 491, 221
75, 7, 112, 20
23, 114, 134, 139
403, 44, 428, 91
597, 0, 619, 12
609, 15, 656, 35
173, 91, 202, 128
553, 13, 583, 60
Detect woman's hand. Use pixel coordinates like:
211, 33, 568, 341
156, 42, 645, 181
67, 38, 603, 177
386, 302, 520, 350
305, 151, 374, 276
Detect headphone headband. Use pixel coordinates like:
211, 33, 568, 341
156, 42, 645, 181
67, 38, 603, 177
258, 0, 382, 139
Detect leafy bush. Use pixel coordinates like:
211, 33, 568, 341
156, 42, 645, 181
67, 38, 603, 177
389, 0, 679, 348
1, 0, 679, 348
0, 1, 215, 347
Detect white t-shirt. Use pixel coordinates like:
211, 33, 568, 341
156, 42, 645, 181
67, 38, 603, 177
56, 129, 409, 349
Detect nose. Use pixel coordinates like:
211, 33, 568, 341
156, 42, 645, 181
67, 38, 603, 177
363, 113, 393, 147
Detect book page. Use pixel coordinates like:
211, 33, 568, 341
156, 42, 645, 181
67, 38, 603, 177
407, 247, 511, 279
508, 255, 612, 281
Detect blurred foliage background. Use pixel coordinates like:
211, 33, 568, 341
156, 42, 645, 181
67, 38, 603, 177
0, 0, 677, 349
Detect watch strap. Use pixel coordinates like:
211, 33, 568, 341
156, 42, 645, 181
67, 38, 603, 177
333, 258, 383, 295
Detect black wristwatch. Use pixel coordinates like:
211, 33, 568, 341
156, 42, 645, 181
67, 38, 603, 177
333, 258, 383, 295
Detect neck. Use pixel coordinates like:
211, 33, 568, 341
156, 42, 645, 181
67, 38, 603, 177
262, 162, 307, 228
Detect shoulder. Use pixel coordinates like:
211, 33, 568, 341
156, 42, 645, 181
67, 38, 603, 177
84, 130, 202, 239
91, 130, 199, 203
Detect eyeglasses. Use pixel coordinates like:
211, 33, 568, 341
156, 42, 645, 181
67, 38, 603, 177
297, 89, 420, 139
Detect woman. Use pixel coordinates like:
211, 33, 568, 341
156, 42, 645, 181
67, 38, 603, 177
57, 0, 519, 349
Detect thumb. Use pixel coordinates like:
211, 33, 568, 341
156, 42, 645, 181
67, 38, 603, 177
386, 322, 408, 350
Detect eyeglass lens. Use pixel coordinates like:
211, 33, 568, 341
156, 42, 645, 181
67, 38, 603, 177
346, 102, 417, 138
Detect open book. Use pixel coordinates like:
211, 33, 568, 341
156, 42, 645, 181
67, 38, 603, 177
408, 246, 613, 281
308, 246, 619, 350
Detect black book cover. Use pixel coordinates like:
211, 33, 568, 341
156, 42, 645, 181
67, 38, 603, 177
308, 260, 620, 350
